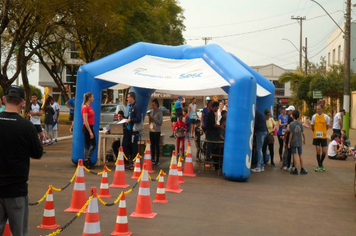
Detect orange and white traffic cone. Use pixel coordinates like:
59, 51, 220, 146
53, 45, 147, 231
37, 186, 60, 229
131, 154, 142, 179
83, 187, 101, 236
177, 157, 185, 184
110, 147, 129, 188
65, 159, 87, 213
130, 164, 157, 218
142, 140, 155, 173
99, 166, 111, 198
3, 219, 11, 236
165, 151, 183, 193
183, 142, 196, 177
153, 171, 168, 204
111, 192, 132, 236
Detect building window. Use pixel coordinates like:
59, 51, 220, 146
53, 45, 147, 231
273, 81, 285, 96
332, 49, 335, 65
338, 45, 341, 62
51, 65, 61, 74
66, 64, 79, 84
70, 41, 79, 59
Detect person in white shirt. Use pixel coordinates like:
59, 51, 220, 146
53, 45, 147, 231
51, 99, 60, 143
332, 109, 345, 137
28, 94, 44, 144
328, 133, 347, 160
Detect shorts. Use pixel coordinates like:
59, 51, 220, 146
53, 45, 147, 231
52, 122, 58, 131
34, 125, 42, 133
171, 116, 177, 122
69, 113, 74, 121
313, 138, 328, 147
190, 119, 196, 124
291, 146, 302, 154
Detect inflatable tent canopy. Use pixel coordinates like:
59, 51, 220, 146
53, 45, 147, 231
71, 42, 275, 181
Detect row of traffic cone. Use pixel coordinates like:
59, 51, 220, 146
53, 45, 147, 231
35, 141, 196, 235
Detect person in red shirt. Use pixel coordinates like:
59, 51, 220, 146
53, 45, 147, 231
173, 113, 187, 157
81, 92, 96, 168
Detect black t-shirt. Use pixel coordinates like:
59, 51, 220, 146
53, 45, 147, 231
195, 127, 202, 142
0, 112, 43, 198
206, 110, 217, 131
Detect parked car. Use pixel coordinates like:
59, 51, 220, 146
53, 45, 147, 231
100, 104, 126, 129
146, 106, 170, 116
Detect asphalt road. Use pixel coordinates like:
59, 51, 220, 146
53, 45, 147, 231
24, 119, 356, 236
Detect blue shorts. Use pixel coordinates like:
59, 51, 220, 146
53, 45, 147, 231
291, 146, 302, 155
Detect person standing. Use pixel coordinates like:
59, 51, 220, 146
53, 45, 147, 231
28, 93, 44, 145
81, 92, 96, 169
262, 109, 276, 166
288, 110, 307, 175
51, 98, 60, 143
216, 101, 224, 124
149, 99, 163, 166
0, 86, 43, 236
173, 113, 187, 157
65, 95, 75, 134
123, 92, 142, 169
311, 105, 330, 172
188, 97, 197, 138
175, 96, 185, 117
251, 109, 268, 173
283, 105, 295, 171
332, 109, 345, 136
223, 99, 228, 111
44, 97, 55, 143
277, 106, 288, 162
201, 98, 212, 132
169, 100, 176, 138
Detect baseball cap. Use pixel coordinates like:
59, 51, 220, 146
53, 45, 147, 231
206, 96, 211, 101
286, 105, 295, 111
178, 96, 183, 99
5, 85, 25, 100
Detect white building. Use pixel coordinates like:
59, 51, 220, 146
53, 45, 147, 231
326, 22, 356, 71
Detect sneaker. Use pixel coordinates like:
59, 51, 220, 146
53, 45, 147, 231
271, 162, 275, 166
300, 168, 308, 175
155, 162, 160, 166
290, 168, 299, 175
169, 134, 174, 138
284, 167, 291, 172
283, 166, 287, 171
151, 160, 155, 164
261, 167, 265, 172
315, 166, 321, 172
251, 167, 261, 173
320, 166, 325, 172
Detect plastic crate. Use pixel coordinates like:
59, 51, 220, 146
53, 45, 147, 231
162, 144, 175, 157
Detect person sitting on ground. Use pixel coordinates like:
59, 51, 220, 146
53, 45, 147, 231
341, 129, 351, 149
328, 133, 347, 160
288, 110, 307, 175
173, 113, 187, 157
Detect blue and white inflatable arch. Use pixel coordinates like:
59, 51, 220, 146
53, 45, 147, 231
71, 42, 274, 181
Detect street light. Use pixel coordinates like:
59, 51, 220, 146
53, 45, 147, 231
310, 0, 351, 136
280, 37, 300, 53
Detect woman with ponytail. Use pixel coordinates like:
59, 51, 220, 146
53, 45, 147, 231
81, 92, 96, 168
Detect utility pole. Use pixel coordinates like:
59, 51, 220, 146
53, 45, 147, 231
202, 37, 212, 45
304, 37, 308, 76
344, 0, 351, 136
291, 16, 306, 71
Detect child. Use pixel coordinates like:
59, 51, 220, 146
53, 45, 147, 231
173, 113, 187, 157
341, 129, 351, 149
287, 110, 307, 175
194, 120, 204, 162
328, 133, 347, 160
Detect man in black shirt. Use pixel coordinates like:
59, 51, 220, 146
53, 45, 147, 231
0, 86, 43, 236
205, 102, 220, 161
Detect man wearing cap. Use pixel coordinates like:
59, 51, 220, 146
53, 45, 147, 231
311, 105, 330, 172
175, 96, 185, 117
0, 86, 43, 235
284, 105, 295, 171
332, 109, 345, 136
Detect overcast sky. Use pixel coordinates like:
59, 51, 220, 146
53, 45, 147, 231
179, 0, 351, 69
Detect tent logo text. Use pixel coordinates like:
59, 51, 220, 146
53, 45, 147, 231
133, 68, 171, 79
179, 69, 203, 79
